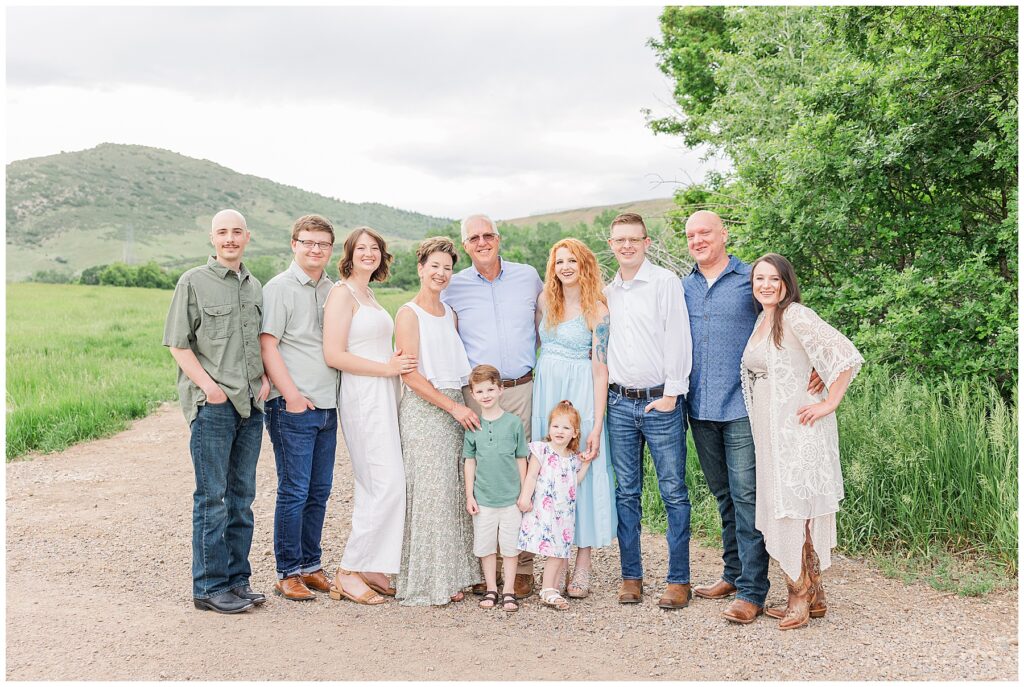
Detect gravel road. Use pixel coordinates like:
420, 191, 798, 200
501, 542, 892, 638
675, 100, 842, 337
5, 404, 1018, 680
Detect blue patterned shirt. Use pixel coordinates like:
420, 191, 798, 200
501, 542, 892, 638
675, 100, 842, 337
683, 255, 760, 422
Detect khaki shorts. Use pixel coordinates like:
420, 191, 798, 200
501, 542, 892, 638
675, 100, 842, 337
472, 504, 522, 558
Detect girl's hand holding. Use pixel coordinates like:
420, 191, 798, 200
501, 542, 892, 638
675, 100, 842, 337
517, 495, 532, 513
386, 349, 418, 376
466, 496, 479, 515
449, 403, 481, 431
797, 400, 836, 427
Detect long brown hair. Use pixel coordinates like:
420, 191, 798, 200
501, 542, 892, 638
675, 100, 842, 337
542, 238, 607, 330
546, 400, 582, 453
751, 253, 802, 349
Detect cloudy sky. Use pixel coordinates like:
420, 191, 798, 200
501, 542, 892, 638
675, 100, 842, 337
6, 5, 725, 219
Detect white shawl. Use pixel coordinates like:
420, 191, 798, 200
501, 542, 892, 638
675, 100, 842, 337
741, 303, 864, 520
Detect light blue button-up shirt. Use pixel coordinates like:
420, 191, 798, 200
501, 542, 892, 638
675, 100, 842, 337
441, 258, 543, 380
683, 255, 760, 422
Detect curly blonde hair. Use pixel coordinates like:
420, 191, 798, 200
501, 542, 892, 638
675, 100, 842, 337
542, 238, 607, 331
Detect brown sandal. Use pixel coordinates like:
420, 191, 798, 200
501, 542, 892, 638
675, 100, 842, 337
357, 571, 396, 597
478, 590, 499, 609
329, 569, 386, 605
501, 592, 519, 613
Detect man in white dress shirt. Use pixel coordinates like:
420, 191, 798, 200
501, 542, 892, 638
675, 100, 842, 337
603, 212, 694, 608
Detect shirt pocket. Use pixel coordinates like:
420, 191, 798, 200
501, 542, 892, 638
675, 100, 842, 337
201, 304, 235, 340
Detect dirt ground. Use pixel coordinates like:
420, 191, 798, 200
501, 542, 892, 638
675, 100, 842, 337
5, 403, 1018, 680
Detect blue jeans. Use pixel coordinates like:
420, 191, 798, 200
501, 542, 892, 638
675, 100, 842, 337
690, 417, 769, 606
606, 391, 691, 584
189, 401, 263, 599
265, 398, 337, 579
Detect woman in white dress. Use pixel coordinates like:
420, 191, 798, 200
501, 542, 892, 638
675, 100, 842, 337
741, 253, 863, 630
323, 227, 418, 605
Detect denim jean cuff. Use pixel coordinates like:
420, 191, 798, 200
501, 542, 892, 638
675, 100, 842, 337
666, 577, 691, 585
300, 562, 324, 575
277, 567, 302, 580
736, 593, 767, 607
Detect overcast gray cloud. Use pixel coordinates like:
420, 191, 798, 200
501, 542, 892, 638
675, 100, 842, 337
6, 6, 724, 218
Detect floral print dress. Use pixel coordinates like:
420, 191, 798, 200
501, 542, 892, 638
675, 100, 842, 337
517, 441, 582, 559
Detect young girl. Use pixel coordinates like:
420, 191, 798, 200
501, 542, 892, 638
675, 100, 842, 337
516, 401, 591, 610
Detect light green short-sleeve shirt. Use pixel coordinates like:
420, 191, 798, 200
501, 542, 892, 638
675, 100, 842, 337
260, 261, 338, 409
463, 412, 528, 508
163, 257, 265, 424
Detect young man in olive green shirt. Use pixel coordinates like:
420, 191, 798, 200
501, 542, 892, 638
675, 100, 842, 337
163, 209, 270, 614
463, 365, 528, 611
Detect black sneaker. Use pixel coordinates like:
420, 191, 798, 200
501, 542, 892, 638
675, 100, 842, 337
193, 590, 255, 614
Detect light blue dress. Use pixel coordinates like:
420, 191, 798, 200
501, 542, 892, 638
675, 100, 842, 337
532, 314, 617, 548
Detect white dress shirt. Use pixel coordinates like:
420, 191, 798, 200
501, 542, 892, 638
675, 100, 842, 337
605, 258, 692, 397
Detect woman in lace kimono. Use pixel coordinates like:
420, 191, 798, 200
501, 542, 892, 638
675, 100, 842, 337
741, 253, 863, 630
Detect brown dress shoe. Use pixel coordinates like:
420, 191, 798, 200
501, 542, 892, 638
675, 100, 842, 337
722, 598, 764, 624
693, 579, 737, 600
658, 583, 692, 609
274, 575, 315, 601
300, 569, 333, 593
513, 573, 535, 600
617, 578, 643, 604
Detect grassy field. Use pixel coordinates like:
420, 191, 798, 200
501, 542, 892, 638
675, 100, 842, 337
641, 366, 1018, 594
6, 282, 417, 460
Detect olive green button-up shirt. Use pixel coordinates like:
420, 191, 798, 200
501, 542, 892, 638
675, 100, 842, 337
163, 257, 266, 424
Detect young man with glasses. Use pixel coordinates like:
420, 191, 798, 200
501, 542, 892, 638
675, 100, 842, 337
441, 213, 543, 599
260, 214, 340, 601
603, 212, 694, 608
164, 209, 270, 614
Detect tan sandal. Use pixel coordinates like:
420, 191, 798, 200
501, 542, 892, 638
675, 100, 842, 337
329, 569, 386, 605
567, 567, 591, 599
357, 571, 396, 597
540, 587, 570, 610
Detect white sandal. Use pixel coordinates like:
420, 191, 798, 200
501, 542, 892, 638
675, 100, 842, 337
540, 587, 570, 611
567, 568, 591, 599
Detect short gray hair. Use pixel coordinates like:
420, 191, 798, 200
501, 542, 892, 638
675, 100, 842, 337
460, 214, 499, 242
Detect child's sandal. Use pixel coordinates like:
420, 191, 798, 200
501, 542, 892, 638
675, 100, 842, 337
478, 590, 499, 609
540, 587, 570, 611
501, 592, 519, 613
567, 568, 591, 599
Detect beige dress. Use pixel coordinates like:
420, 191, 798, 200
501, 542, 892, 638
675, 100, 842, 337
741, 303, 863, 579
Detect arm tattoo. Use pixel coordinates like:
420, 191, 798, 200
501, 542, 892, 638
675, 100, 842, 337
594, 315, 610, 364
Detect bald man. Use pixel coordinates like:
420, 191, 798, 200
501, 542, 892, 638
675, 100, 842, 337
682, 210, 769, 624
164, 209, 270, 614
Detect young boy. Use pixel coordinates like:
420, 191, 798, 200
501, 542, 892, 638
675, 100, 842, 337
463, 364, 528, 612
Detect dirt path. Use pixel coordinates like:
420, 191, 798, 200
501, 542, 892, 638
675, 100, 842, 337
6, 404, 1018, 680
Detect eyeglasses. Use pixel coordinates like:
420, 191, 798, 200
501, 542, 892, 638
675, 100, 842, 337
465, 232, 499, 246
608, 236, 647, 247
296, 240, 334, 251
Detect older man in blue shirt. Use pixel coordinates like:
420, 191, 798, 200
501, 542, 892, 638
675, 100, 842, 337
442, 213, 543, 599
683, 210, 769, 624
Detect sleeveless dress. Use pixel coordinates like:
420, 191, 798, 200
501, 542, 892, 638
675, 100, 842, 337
517, 441, 583, 559
335, 282, 405, 574
532, 314, 617, 548
395, 301, 480, 605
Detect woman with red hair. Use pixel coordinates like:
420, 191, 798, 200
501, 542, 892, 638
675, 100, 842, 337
531, 238, 617, 599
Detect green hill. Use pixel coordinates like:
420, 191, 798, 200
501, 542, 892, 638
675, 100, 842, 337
500, 197, 677, 229
5, 144, 452, 280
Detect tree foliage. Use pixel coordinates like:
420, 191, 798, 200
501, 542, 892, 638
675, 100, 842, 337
650, 5, 1018, 392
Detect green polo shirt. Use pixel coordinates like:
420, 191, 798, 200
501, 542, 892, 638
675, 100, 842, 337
462, 412, 528, 508
260, 261, 338, 409
163, 257, 265, 424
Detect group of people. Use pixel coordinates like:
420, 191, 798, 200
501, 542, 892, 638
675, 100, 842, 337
164, 206, 862, 630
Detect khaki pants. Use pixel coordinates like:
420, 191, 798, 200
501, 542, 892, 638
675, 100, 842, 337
463, 380, 535, 575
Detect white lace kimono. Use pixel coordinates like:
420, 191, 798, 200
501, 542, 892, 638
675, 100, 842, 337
741, 302, 863, 578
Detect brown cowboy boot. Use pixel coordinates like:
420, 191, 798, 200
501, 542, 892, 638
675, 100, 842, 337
766, 542, 827, 619
778, 556, 812, 631
806, 543, 827, 618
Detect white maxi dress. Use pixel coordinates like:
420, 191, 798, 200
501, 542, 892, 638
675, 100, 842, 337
336, 282, 405, 573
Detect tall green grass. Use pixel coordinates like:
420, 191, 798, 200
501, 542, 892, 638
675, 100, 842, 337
6, 282, 418, 460
641, 366, 1018, 574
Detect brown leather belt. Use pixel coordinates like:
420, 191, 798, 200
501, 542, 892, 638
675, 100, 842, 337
501, 371, 534, 388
